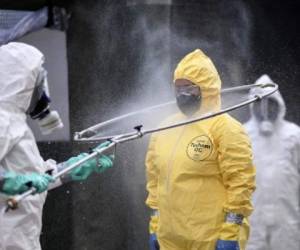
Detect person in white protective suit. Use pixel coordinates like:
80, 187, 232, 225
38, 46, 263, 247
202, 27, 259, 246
244, 74, 300, 250
0, 42, 114, 250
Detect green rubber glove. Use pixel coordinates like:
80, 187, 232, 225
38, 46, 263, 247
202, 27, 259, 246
2, 172, 54, 195
69, 141, 114, 181
93, 141, 114, 174
93, 141, 111, 151
28, 173, 54, 193
68, 153, 94, 181
94, 154, 114, 173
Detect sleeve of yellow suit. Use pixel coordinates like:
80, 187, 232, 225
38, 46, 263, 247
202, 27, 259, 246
145, 134, 159, 210
215, 115, 256, 240
145, 135, 159, 234
216, 115, 256, 217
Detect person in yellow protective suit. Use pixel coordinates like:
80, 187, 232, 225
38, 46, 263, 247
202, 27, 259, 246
145, 49, 256, 250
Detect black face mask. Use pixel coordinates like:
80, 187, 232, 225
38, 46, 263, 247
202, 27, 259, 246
175, 85, 201, 116
253, 97, 280, 122
176, 94, 201, 116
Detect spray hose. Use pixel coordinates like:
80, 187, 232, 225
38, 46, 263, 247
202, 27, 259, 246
5, 82, 278, 211
74, 82, 278, 142
5, 141, 117, 211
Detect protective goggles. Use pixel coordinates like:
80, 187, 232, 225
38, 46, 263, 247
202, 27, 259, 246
175, 84, 201, 97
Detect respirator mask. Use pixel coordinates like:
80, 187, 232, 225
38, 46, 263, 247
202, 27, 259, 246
27, 69, 63, 135
175, 84, 201, 116
252, 97, 280, 136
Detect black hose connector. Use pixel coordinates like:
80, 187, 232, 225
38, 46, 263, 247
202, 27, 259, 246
134, 125, 144, 137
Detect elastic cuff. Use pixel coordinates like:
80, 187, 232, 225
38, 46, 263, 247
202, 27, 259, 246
219, 222, 240, 241
149, 212, 159, 234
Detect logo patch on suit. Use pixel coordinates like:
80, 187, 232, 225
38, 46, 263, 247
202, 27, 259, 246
186, 135, 213, 161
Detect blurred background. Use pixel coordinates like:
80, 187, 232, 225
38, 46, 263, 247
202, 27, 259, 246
0, 0, 299, 249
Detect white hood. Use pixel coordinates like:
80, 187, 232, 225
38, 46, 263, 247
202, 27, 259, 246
249, 74, 286, 124
0, 42, 44, 112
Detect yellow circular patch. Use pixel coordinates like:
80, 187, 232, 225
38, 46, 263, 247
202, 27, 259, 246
186, 135, 213, 161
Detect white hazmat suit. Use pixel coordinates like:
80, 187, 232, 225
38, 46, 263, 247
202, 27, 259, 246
0, 42, 50, 250
0, 41, 115, 250
245, 75, 300, 250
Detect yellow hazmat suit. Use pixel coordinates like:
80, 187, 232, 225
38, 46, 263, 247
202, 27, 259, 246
145, 49, 255, 250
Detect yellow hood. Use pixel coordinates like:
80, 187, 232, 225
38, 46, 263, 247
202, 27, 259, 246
174, 49, 221, 113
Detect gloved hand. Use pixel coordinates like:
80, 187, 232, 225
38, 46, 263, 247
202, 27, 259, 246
2, 172, 54, 195
69, 141, 114, 181
215, 240, 239, 250
149, 209, 159, 250
216, 213, 243, 250
69, 154, 114, 181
